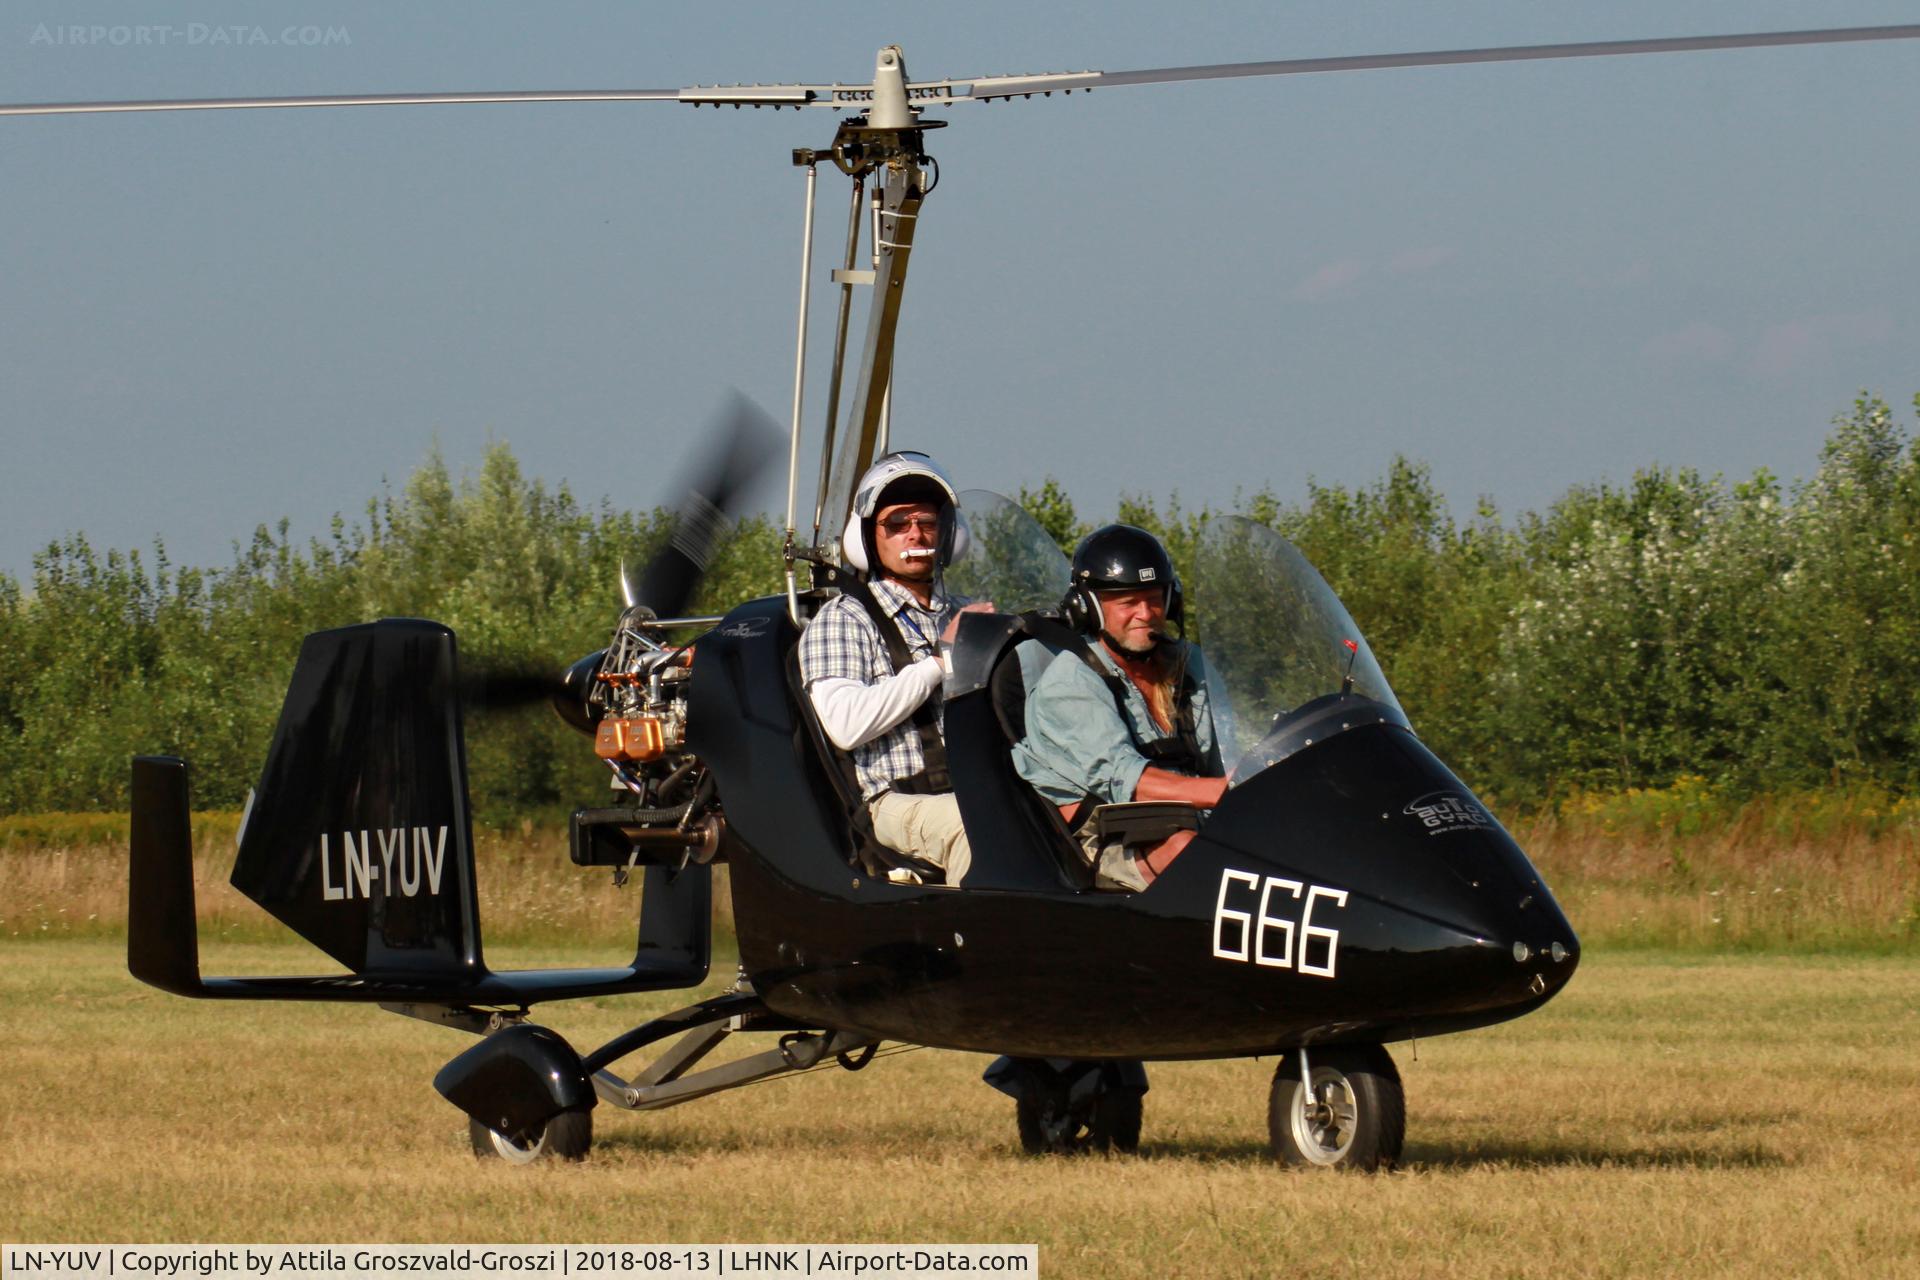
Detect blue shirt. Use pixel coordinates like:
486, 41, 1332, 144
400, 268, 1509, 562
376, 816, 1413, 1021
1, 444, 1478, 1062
1011, 640, 1221, 808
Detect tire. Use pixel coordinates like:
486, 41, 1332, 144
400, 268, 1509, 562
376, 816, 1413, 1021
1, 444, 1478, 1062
1093, 1087, 1143, 1154
468, 1108, 592, 1164
1267, 1046, 1403, 1172
1017, 1086, 1143, 1155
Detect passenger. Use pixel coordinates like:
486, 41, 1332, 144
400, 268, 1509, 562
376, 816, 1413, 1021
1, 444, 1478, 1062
1013, 525, 1225, 890
799, 452, 991, 885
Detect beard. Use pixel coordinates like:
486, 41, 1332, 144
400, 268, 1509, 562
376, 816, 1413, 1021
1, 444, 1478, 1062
1103, 625, 1162, 659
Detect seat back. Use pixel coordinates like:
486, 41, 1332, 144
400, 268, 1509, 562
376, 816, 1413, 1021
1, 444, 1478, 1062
945, 617, 1093, 891
782, 643, 946, 883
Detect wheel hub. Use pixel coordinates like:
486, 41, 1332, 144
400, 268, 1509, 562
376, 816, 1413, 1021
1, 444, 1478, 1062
1294, 1072, 1358, 1162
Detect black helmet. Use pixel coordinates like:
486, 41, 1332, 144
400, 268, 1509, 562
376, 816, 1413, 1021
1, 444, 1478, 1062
1063, 524, 1184, 636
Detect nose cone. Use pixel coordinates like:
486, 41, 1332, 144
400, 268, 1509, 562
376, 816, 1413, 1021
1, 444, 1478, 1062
1203, 724, 1581, 1032
1434, 918, 1581, 1018
1319, 875, 1579, 1032
1422, 849, 1582, 1016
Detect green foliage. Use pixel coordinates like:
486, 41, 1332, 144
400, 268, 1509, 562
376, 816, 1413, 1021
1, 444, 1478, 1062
5, 397, 1918, 818
1014, 478, 1089, 556
0, 442, 780, 819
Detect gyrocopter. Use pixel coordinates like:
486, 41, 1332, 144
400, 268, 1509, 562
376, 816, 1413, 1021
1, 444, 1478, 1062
8, 21, 1916, 1170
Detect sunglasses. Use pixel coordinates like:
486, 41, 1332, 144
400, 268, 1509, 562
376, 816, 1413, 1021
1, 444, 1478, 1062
879, 514, 941, 535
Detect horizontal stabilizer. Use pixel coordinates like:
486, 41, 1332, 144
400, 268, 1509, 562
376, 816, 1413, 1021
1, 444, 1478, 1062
129, 753, 710, 1004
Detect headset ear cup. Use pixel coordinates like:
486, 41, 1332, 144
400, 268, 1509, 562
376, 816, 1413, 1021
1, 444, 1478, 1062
944, 510, 971, 565
1168, 579, 1185, 629
841, 513, 869, 574
1061, 585, 1102, 636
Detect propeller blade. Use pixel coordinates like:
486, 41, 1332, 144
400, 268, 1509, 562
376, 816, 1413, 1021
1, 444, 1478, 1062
435, 396, 776, 720
940, 24, 1920, 101
634, 392, 782, 620
456, 663, 570, 714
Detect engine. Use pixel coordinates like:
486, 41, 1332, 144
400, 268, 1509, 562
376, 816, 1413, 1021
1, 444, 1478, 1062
592, 605, 694, 766
560, 605, 722, 866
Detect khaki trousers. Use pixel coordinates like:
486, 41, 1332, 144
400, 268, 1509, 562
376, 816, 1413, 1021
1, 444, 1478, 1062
1074, 823, 1150, 892
868, 791, 974, 887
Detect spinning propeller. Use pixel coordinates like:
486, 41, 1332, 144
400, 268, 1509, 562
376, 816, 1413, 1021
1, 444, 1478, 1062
458, 394, 780, 716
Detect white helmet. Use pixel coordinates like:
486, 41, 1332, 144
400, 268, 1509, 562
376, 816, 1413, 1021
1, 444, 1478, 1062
840, 450, 970, 574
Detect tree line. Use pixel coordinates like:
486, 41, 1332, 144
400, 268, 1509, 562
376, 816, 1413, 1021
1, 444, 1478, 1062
2, 396, 1915, 818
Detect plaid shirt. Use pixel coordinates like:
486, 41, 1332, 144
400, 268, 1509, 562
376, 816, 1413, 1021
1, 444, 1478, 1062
799, 577, 957, 800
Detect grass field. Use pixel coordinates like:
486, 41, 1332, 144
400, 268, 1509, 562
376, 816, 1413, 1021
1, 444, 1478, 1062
3, 939, 1917, 1277
4, 805, 1917, 952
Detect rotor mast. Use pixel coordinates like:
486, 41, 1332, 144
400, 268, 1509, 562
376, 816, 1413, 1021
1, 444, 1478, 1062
795, 46, 944, 553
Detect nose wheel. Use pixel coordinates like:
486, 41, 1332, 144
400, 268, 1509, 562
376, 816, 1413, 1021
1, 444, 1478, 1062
1267, 1045, 1403, 1171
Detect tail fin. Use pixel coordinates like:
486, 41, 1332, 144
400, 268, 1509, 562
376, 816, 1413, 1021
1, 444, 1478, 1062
230, 619, 484, 979
132, 617, 710, 1005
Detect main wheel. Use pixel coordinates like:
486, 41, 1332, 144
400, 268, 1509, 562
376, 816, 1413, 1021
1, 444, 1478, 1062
468, 1108, 592, 1164
1017, 1086, 1143, 1155
1267, 1046, 1403, 1171
1093, 1086, 1144, 1154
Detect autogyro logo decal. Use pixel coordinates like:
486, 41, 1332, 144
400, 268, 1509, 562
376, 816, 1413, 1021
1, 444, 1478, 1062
717, 617, 770, 639
1403, 791, 1493, 835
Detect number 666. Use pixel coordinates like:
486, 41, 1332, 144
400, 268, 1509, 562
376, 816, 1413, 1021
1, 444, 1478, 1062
1211, 869, 1348, 978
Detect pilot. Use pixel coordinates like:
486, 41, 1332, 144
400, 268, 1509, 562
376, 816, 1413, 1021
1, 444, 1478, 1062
1013, 524, 1225, 890
799, 452, 990, 885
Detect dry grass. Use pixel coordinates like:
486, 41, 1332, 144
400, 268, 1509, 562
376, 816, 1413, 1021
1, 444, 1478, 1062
0, 816, 733, 947
4, 806, 1912, 952
2, 942, 1917, 1276
1515, 807, 1920, 952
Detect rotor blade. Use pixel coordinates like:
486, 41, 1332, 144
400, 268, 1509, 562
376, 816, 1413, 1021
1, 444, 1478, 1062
636, 392, 782, 621
9, 25, 1915, 118
941, 24, 1920, 102
0, 84, 850, 118
0, 88, 693, 117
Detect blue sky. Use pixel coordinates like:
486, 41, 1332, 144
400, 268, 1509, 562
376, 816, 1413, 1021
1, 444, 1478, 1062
3, 1, 1917, 583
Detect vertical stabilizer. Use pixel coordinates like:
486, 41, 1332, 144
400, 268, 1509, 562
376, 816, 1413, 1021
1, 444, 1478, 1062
229, 619, 483, 979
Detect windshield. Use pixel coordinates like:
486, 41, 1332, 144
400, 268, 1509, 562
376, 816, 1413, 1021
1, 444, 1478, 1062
1186, 517, 1408, 779
943, 489, 1073, 614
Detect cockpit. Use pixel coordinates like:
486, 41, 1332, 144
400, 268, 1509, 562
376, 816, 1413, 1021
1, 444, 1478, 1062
786, 490, 1412, 893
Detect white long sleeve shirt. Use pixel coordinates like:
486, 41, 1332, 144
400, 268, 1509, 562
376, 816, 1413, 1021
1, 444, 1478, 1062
796, 579, 955, 799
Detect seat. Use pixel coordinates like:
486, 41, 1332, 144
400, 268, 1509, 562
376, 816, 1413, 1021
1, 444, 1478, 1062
782, 641, 946, 884
964, 631, 1094, 890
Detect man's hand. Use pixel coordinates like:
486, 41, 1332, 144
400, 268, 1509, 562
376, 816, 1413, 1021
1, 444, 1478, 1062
940, 600, 996, 645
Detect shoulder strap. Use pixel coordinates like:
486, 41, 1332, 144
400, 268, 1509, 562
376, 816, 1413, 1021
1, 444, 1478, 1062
1023, 615, 1134, 706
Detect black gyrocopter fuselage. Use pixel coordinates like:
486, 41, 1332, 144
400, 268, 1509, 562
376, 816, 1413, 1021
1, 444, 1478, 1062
127, 503, 1578, 1169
